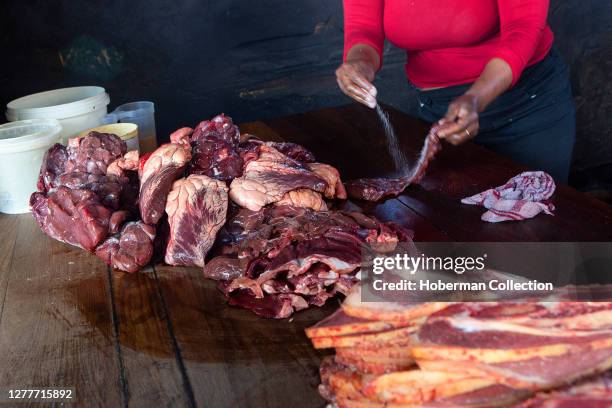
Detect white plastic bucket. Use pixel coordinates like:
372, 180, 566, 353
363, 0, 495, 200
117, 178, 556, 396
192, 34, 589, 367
6, 86, 110, 145
0, 119, 62, 214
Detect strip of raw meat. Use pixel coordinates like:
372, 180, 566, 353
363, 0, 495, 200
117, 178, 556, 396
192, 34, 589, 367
139, 143, 192, 225
345, 129, 441, 201
107, 150, 139, 177
461, 171, 556, 222
229, 145, 327, 211
416, 344, 612, 393
37, 143, 68, 193
413, 301, 612, 390
95, 221, 156, 273
275, 189, 327, 211
341, 284, 450, 322
364, 370, 501, 405
335, 346, 415, 375
310, 324, 418, 349
307, 162, 347, 199
164, 174, 228, 267
417, 301, 612, 349
432, 301, 612, 331
345, 177, 412, 202
30, 187, 112, 251
306, 308, 411, 338
65, 131, 127, 175
263, 231, 364, 278
417, 317, 611, 350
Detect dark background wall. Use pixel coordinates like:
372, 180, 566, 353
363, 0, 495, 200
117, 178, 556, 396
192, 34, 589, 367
0, 0, 610, 192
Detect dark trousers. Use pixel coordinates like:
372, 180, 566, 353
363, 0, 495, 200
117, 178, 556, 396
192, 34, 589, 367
416, 48, 576, 183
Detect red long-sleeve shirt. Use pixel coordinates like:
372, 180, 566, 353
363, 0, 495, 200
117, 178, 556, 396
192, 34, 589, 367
343, 0, 553, 89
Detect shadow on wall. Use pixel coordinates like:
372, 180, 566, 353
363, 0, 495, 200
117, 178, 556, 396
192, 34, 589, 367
0, 0, 610, 192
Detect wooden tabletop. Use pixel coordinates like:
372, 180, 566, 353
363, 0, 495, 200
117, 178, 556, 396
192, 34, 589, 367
1, 105, 611, 408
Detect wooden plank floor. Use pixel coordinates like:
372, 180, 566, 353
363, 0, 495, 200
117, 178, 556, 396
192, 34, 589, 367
0, 105, 611, 407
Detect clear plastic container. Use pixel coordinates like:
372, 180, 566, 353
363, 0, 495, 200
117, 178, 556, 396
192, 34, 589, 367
105, 101, 157, 153
0, 119, 62, 214
6, 86, 110, 145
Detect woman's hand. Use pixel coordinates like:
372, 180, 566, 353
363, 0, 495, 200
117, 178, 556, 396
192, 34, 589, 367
435, 58, 514, 145
336, 60, 377, 108
336, 44, 380, 108
435, 94, 480, 145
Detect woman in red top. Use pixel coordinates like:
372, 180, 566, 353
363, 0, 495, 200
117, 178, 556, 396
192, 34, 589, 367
337, 0, 575, 182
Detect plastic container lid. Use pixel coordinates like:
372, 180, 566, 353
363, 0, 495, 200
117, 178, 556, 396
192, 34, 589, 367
6, 86, 110, 121
76, 123, 138, 142
0, 119, 62, 154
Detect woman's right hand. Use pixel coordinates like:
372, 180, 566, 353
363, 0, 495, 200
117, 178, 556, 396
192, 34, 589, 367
336, 58, 378, 109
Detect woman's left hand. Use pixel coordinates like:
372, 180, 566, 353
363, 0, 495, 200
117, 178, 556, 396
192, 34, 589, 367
435, 94, 480, 145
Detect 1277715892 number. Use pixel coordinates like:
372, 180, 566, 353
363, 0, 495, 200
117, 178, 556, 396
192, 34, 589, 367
1, 388, 74, 402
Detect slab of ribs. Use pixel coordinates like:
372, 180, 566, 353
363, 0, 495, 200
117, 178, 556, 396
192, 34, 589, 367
30, 113, 414, 318
307, 284, 612, 407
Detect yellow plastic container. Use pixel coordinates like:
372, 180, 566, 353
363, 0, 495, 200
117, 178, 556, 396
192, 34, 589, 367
76, 123, 139, 152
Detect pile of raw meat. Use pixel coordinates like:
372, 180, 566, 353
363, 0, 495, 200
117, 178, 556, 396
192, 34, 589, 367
209, 206, 411, 318
30, 114, 411, 318
307, 285, 612, 407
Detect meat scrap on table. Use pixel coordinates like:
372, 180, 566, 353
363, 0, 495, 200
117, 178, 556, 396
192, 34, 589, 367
30, 113, 413, 319
307, 284, 612, 407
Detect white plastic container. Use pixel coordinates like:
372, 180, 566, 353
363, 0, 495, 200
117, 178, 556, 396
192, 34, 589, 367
6, 86, 110, 145
0, 119, 62, 214
76, 123, 139, 152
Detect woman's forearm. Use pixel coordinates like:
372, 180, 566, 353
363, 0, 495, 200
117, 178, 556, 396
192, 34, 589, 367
465, 58, 514, 112
346, 44, 381, 72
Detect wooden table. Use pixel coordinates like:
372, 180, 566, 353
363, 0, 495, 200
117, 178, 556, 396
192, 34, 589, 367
1, 105, 611, 408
